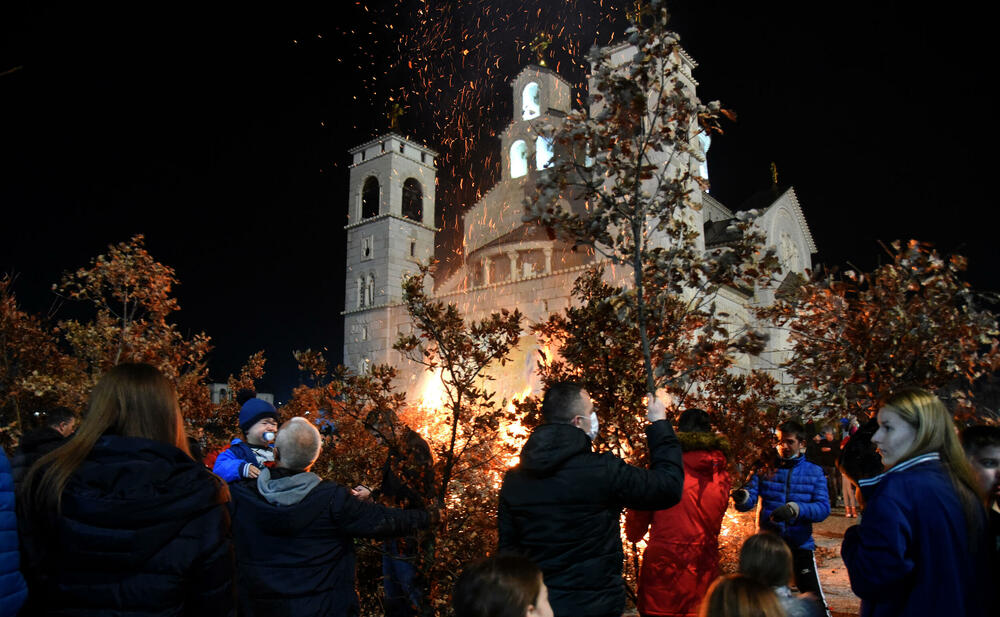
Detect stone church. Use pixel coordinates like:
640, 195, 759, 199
342, 44, 816, 404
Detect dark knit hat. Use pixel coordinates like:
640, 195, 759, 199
239, 398, 278, 434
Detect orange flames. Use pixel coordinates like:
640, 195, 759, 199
501, 384, 535, 468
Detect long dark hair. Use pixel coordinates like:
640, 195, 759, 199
738, 532, 792, 588
23, 363, 189, 512
453, 555, 543, 617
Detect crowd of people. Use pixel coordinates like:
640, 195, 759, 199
1, 363, 999, 617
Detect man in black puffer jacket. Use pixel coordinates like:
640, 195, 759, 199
230, 417, 433, 617
498, 382, 684, 617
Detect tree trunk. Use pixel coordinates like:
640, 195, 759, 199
633, 219, 656, 394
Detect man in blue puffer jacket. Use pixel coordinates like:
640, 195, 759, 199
733, 420, 830, 608
1, 448, 28, 617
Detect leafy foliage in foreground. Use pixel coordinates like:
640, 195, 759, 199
532, 267, 778, 472
761, 240, 1000, 419
524, 0, 778, 397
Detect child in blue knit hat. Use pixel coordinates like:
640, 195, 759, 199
212, 398, 279, 482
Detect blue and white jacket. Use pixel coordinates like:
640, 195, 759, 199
735, 454, 829, 550
841, 453, 990, 617
213, 439, 273, 483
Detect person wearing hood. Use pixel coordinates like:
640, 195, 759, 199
17, 363, 234, 616
498, 382, 684, 617
229, 416, 434, 617
213, 397, 279, 482
625, 408, 730, 617
9, 406, 77, 492
732, 420, 829, 611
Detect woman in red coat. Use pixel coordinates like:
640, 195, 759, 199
625, 409, 730, 617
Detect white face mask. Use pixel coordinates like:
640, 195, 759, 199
587, 412, 599, 441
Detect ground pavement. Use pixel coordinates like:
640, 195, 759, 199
814, 505, 860, 617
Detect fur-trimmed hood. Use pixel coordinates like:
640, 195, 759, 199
677, 431, 731, 460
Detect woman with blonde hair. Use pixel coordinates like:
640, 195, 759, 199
19, 363, 234, 616
699, 574, 784, 617
841, 386, 989, 617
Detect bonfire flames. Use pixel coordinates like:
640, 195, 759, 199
410, 363, 537, 495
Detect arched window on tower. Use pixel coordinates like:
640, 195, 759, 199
536, 136, 553, 170
362, 177, 380, 219
522, 82, 540, 120
402, 178, 422, 222
510, 140, 528, 179
356, 278, 364, 308
697, 132, 712, 183
366, 274, 375, 306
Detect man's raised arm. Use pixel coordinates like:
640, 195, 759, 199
609, 396, 684, 511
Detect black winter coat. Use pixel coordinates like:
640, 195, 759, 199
498, 420, 684, 617
10, 427, 67, 492
18, 435, 235, 617
229, 468, 430, 617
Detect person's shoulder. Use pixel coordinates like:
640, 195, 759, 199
228, 476, 257, 496
220, 439, 252, 457
173, 451, 231, 503
593, 449, 623, 462
317, 479, 355, 510
592, 449, 636, 470
877, 461, 947, 493
797, 457, 824, 474
862, 462, 943, 510
215, 439, 239, 452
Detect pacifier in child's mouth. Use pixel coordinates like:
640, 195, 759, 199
263, 431, 276, 443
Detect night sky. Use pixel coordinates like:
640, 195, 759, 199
2, 2, 996, 400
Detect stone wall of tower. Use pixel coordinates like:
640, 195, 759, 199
598, 43, 708, 254
343, 133, 437, 375
381, 264, 604, 403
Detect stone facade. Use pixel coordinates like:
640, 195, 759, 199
343, 134, 437, 375
343, 50, 816, 403
208, 383, 273, 406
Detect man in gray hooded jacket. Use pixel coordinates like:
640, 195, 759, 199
230, 417, 432, 617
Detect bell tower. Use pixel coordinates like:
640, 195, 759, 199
343, 133, 437, 374
501, 65, 573, 181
